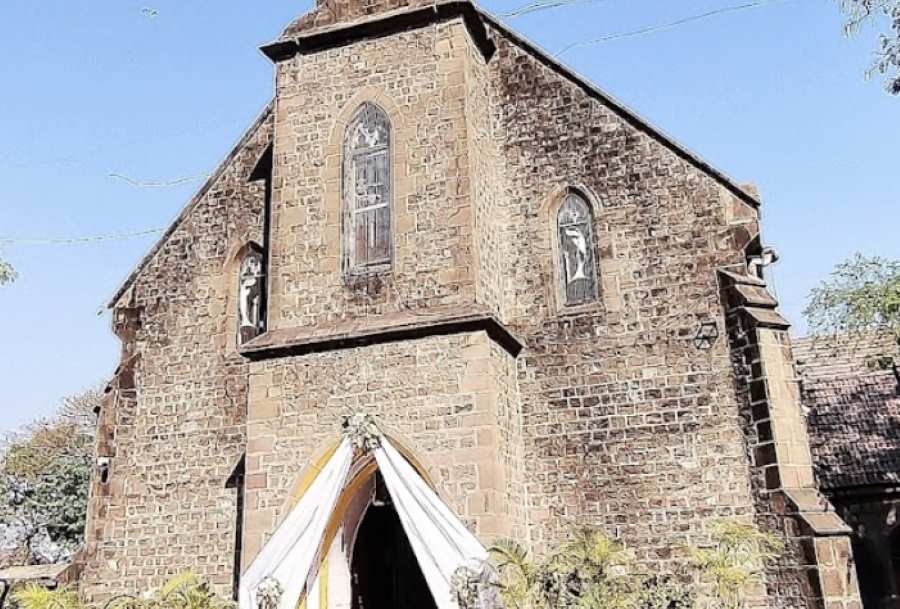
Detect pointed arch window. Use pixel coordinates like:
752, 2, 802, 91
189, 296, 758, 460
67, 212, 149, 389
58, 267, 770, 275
557, 192, 598, 306
343, 103, 392, 274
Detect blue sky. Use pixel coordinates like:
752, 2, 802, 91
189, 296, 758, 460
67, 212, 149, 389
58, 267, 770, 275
1, 0, 897, 432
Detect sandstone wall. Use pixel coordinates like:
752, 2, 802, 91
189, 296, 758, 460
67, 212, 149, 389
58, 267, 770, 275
79, 109, 274, 603
267, 19, 481, 332
486, 25, 759, 565
241, 331, 522, 566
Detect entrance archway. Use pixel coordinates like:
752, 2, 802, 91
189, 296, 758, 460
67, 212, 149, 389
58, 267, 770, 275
349, 473, 437, 609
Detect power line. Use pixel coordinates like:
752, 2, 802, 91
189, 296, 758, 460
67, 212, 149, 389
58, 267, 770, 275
556, 0, 793, 56
0, 228, 165, 246
108, 172, 210, 188
501, 0, 613, 19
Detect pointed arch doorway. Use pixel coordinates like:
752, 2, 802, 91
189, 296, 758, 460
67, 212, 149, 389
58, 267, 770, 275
348, 472, 436, 609
240, 425, 491, 609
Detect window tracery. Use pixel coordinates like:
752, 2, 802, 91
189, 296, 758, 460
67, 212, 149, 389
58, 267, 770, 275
343, 103, 392, 274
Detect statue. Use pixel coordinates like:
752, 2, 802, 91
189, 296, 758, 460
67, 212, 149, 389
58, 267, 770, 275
239, 251, 265, 342
563, 226, 589, 283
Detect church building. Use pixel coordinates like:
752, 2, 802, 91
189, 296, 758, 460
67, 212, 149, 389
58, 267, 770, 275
78, 1, 864, 607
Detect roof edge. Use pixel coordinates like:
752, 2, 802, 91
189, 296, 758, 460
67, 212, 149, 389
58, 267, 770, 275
475, 7, 761, 209
106, 101, 275, 309
259, 1, 495, 62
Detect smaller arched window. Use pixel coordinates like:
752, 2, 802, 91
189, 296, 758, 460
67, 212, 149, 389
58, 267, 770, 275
556, 192, 598, 307
343, 103, 392, 275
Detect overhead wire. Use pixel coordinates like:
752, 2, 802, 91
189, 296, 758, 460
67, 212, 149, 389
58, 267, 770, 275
555, 0, 794, 56
501, 0, 613, 19
3, 1, 794, 249
107, 172, 210, 188
0, 228, 165, 247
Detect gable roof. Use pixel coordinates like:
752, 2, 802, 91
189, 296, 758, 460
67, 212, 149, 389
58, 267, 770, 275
803, 374, 900, 491
107, 102, 274, 309
474, 6, 760, 209
795, 334, 900, 492
261, 0, 761, 209
112, 3, 762, 307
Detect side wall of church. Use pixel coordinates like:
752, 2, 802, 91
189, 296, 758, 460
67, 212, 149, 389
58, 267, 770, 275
484, 26, 858, 606
487, 25, 758, 556
78, 111, 275, 603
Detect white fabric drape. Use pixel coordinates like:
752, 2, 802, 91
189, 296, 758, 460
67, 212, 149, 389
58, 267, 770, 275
239, 439, 354, 609
374, 439, 488, 609
239, 435, 489, 609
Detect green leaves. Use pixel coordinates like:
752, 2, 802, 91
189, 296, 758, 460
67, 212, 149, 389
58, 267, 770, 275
0, 253, 16, 286
489, 521, 782, 609
837, 0, 900, 94
689, 521, 783, 609
10, 574, 233, 609
0, 389, 101, 564
12, 584, 87, 609
107, 572, 235, 609
804, 253, 900, 341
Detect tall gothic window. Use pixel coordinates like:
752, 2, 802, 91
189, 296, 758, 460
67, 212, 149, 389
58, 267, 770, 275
557, 192, 598, 306
343, 103, 392, 275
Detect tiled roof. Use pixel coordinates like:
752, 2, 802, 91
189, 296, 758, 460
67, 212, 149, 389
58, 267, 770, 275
796, 334, 900, 491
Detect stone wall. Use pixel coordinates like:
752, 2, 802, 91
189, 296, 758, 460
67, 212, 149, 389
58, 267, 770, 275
486, 22, 760, 564
266, 19, 481, 333
241, 331, 521, 567
79, 109, 274, 603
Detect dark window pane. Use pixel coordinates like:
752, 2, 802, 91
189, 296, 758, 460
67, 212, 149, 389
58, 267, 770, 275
344, 103, 392, 271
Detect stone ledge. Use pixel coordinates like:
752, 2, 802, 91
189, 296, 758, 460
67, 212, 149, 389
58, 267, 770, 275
743, 306, 791, 330
260, 1, 496, 62
783, 488, 853, 536
239, 305, 524, 360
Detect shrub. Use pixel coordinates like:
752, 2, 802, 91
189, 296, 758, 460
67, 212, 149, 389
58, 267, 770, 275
9, 574, 232, 609
489, 519, 783, 609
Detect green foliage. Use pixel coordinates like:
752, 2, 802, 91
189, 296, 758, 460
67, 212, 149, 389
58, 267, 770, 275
0, 253, 16, 286
690, 521, 784, 609
803, 253, 900, 341
490, 528, 691, 609
12, 585, 87, 609
0, 388, 101, 564
490, 520, 783, 609
107, 572, 235, 609
8, 574, 232, 609
836, 0, 900, 94
488, 539, 540, 609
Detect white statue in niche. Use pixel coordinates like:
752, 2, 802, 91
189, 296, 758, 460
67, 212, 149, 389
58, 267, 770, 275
239, 253, 264, 331
563, 226, 589, 283
557, 193, 597, 305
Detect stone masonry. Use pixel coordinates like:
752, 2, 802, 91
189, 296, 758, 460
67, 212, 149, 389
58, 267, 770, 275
78, 2, 863, 608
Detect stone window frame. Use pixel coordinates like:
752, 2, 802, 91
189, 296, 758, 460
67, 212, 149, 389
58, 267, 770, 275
225, 240, 267, 352
324, 90, 412, 284
235, 241, 267, 346
549, 186, 601, 311
341, 102, 394, 278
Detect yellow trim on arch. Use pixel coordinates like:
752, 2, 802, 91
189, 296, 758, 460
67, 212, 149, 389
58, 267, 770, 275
287, 435, 435, 512
286, 434, 436, 609
319, 556, 329, 609
288, 442, 341, 507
